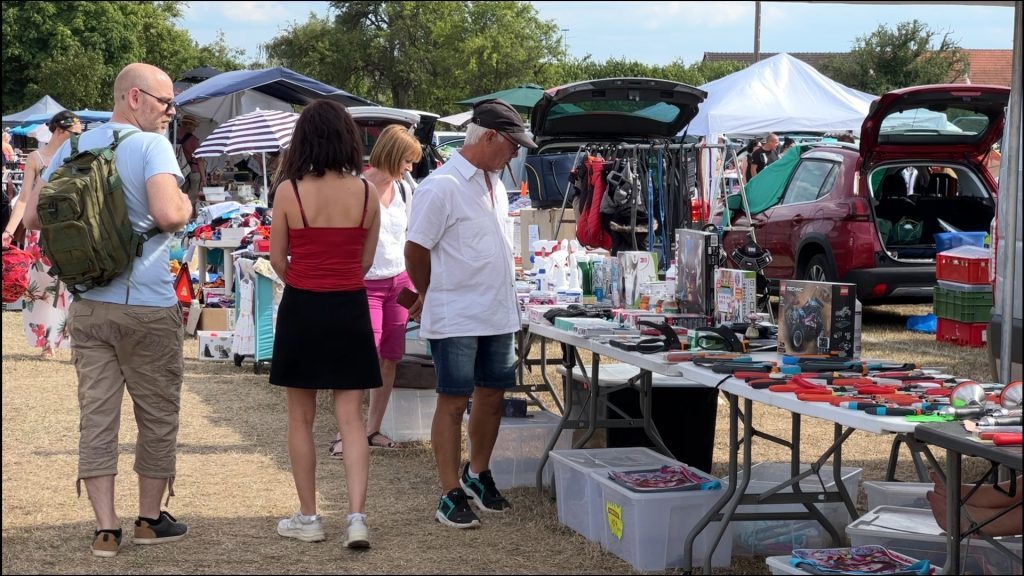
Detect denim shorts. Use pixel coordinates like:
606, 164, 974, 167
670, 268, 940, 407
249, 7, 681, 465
429, 333, 516, 396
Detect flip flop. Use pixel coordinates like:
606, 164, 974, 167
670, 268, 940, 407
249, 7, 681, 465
367, 431, 400, 449
328, 438, 344, 460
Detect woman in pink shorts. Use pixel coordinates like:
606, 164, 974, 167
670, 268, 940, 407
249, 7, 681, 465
331, 124, 423, 456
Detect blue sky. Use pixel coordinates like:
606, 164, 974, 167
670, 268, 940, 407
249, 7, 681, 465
179, 1, 1014, 66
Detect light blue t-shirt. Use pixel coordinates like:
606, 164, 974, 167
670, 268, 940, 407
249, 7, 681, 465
42, 122, 184, 307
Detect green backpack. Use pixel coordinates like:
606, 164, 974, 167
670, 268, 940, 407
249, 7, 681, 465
36, 130, 161, 295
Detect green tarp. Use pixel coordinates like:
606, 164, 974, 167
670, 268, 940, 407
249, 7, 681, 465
728, 143, 812, 215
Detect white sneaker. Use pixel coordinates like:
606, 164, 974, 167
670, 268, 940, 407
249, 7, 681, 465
344, 515, 370, 549
277, 512, 325, 542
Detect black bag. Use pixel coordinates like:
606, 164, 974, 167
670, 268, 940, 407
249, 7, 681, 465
524, 153, 576, 208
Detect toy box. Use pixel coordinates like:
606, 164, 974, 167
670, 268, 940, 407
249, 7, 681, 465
714, 268, 757, 325
618, 251, 659, 308
197, 330, 233, 361
675, 229, 719, 318
777, 280, 858, 357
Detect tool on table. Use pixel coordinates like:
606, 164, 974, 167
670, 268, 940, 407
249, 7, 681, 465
999, 380, 1022, 409
863, 407, 923, 417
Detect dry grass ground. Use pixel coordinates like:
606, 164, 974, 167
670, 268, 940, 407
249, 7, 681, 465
1, 304, 997, 574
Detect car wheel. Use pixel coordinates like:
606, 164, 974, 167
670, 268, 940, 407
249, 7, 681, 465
803, 253, 834, 283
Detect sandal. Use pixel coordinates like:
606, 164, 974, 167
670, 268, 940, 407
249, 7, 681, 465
367, 431, 400, 449
328, 438, 344, 460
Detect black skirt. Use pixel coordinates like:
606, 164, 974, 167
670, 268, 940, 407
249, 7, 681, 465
269, 285, 383, 390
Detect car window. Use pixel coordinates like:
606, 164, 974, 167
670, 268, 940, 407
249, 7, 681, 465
782, 160, 834, 205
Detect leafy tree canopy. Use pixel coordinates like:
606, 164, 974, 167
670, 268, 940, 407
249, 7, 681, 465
820, 19, 969, 94
2, 1, 248, 113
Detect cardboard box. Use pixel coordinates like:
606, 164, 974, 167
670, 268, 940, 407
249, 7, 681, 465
518, 208, 577, 270
618, 251, 659, 309
197, 330, 233, 361
675, 229, 719, 318
777, 279, 858, 357
197, 307, 234, 332
714, 268, 757, 325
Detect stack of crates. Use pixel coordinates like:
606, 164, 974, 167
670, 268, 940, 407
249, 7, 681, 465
934, 245, 991, 347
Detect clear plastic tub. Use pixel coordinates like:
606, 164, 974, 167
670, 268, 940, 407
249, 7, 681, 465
847, 506, 1022, 575
594, 468, 733, 571
863, 481, 932, 510
726, 463, 863, 556
551, 447, 680, 541
466, 410, 571, 489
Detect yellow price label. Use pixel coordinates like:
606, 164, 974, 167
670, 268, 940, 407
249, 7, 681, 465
606, 501, 623, 540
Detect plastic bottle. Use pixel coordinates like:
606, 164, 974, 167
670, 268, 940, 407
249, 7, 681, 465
535, 268, 547, 292
665, 259, 678, 298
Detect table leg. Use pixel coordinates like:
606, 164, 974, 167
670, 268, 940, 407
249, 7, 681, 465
945, 449, 962, 574
683, 390, 737, 571
197, 246, 208, 286
222, 248, 233, 292
535, 342, 577, 494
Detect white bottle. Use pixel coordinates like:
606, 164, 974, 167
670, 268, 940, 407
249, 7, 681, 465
535, 268, 548, 292
665, 259, 678, 298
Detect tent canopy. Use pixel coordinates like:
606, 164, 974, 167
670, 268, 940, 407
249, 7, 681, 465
175, 67, 375, 118
2, 95, 66, 127
684, 53, 876, 138
456, 84, 544, 113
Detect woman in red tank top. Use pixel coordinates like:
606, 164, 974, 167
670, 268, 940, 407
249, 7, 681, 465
268, 100, 382, 548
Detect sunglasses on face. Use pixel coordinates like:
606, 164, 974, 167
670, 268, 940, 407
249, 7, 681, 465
137, 88, 177, 114
496, 131, 520, 152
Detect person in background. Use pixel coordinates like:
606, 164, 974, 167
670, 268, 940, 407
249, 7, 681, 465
328, 124, 422, 458
742, 138, 763, 182
28, 63, 192, 558
405, 99, 536, 529
176, 115, 203, 214
2, 130, 15, 165
836, 131, 856, 144
269, 100, 381, 548
781, 136, 796, 155
927, 471, 1022, 537
4, 110, 82, 358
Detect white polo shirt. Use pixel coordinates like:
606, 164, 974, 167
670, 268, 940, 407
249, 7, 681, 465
406, 151, 520, 339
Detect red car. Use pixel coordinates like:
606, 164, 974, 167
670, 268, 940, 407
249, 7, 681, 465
721, 84, 1008, 303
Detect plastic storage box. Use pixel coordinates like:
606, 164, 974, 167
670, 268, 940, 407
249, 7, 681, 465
936, 317, 987, 347
466, 410, 571, 489
727, 463, 863, 556
935, 231, 988, 253
863, 481, 932, 510
847, 506, 1022, 575
594, 469, 733, 571
933, 286, 993, 323
935, 245, 990, 285
550, 447, 682, 542
379, 388, 436, 443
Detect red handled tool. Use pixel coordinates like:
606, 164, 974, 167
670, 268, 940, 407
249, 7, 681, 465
992, 433, 1023, 446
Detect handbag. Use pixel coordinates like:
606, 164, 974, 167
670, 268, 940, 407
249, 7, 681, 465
2, 245, 32, 303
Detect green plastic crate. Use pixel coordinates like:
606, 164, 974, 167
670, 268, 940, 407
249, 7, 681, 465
933, 286, 993, 323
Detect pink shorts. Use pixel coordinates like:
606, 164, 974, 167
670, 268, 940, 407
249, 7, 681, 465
364, 271, 412, 361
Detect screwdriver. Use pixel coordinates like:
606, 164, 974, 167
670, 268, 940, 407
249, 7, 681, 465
863, 407, 923, 416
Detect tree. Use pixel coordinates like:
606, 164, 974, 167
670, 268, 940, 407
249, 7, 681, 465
1, 1, 246, 113
821, 19, 969, 94
265, 1, 563, 113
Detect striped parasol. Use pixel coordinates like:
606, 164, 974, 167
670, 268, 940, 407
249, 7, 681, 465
194, 109, 299, 158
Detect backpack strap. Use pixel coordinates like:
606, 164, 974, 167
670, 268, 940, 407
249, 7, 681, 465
69, 134, 81, 157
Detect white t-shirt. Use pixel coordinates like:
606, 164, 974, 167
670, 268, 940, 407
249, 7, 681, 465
365, 180, 408, 280
42, 122, 183, 307
406, 151, 520, 339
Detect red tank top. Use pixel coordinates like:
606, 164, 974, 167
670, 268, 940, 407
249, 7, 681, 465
285, 178, 370, 292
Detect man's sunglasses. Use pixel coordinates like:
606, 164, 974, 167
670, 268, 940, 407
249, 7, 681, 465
496, 131, 520, 151
137, 88, 177, 114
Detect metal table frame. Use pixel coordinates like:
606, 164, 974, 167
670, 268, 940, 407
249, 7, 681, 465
914, 421, 1023, 575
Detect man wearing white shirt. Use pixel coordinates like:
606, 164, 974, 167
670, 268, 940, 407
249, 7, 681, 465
405, 99, 536, 529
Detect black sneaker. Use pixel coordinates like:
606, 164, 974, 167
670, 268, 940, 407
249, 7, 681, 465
460, 462, 511, 513
435, 487, 481, 529
134, 511, 188, 544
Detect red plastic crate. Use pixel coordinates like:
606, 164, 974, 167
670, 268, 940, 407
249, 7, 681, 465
936, 251, 989, 285
936, 317, 987, 348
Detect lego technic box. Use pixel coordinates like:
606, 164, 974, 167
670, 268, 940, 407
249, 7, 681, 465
777, 279, 858, 357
